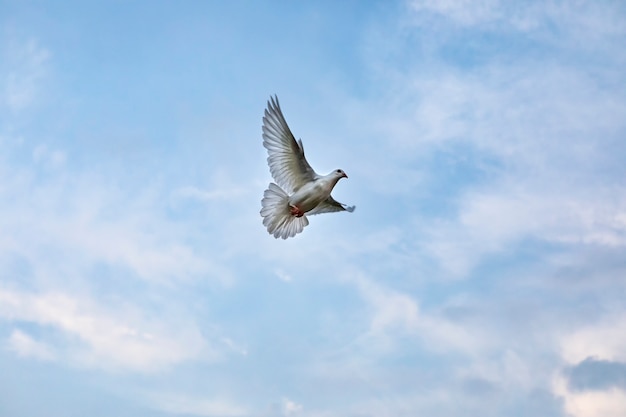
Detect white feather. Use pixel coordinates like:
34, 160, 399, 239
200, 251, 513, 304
260, 183, 309, 239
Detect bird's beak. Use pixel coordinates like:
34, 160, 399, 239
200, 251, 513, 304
342, 172, 348, 179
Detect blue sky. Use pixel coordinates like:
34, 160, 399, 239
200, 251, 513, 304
1, 1, 626, 416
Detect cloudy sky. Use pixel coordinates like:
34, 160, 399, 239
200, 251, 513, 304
1, 1, 626, 416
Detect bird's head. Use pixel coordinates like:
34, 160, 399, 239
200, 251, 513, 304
334, 169, 348, 179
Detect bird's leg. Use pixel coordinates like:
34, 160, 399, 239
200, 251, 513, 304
289, 204, 305, 218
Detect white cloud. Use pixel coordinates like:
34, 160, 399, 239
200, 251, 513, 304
219, 337, 248, 357
281, 397, 303, 416
0, 289, 213, 372
560, 313, 626, 365
341, 271, 496, 357
550, 312, 626, 417
173, 168, 253, 203
419, 186, 626, 277
0, 35, 239, 375
32, 144, 66, 168
410, 0, 501, 26
274, 269, 292, 282
456, 349, 533, 391
359, 29, 626, 278
415, 313, 492, 356
408, 0, 626, 43
375, 64, 626, 165
553, 375, 626, 417
346, 272, 419, 337
0, 155, 231, 286
148, 393, 248, 417
7, 328, 55, 361
1, 38, 50, 112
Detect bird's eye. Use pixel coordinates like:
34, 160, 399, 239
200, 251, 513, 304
336, 169, 342, 173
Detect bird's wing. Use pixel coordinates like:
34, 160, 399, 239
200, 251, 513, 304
263, 96, 318, 194
308, 196, 355, 216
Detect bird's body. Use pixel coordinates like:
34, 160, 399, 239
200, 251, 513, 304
260, 96, 354, 239
288, 172, 343, 215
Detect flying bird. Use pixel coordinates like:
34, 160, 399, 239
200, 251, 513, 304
260, 95, 354, 239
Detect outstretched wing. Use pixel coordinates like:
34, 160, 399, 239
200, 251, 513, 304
308, 196, 355, 216
262, 96, 318, 194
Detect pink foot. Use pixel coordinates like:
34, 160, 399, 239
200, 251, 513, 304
289, 205, 305, 218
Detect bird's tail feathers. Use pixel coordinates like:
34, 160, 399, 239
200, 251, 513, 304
260, 183, 308, 239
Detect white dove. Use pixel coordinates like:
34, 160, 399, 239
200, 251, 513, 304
260, 95, 354, 239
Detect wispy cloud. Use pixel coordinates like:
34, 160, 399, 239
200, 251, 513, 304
410, 0, 502, 27
0, 130, 237, 374
7, 329, 55, 361
560, 313, 626, 365
553, 375, 626, 417
416, 185, 626, 277
147, 392, 248, 417
280, 397, 303, 416
1, 37, 50, 112
348, 272, 419, 337
0, 289, 213, 372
